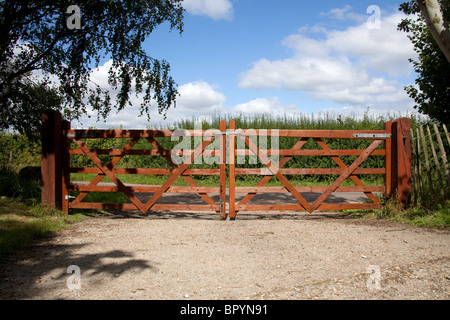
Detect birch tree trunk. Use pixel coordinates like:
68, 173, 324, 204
417, 0, 450, 63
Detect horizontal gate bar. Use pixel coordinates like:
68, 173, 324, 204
232, 129, 390, 138
69, 149, 173, 156
70, 168, 221, 175
69, 199, 382, 212
69, 148, 386, 157
236, 203, 382, 211
69, 149, 223, 156
69, 184, 384, 193
67, 129, 222, 138
70, 202, 220, 211
67, 129, 391, 139
234, 149, 386, 156
238, 168, 386, 175
70, 185, 221, 193
70, 167, 384, 176
234, 186, 384, 193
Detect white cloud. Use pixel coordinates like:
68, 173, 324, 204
325, 12, 416, 75
88, 59, 113, 89
176, 81, 226, 113
231, 97, 298, 116
182, 0, 233, 20
239, 10, 417, 112
319, 5, 366, 23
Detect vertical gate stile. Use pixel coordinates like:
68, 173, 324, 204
61, 120, 71, 214
384, 121, 393, 198
229, 119, 236, 220
219, 120, 227, 219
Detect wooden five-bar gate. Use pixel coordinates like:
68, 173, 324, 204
41, 110, 412, 219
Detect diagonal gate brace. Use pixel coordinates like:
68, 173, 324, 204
310, 139, 382, 211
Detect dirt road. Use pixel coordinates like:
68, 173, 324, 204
0, 208, 448, 300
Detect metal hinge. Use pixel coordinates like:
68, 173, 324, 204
353, 133, 391, 139
212, 130, 243, 136
65, 195, 76, 200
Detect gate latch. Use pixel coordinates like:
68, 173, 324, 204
65, 195, 76, 200
353, 133, 391, 139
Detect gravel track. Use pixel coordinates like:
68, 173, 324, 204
0, 208, 449, 300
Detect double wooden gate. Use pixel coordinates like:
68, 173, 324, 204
41, 110, 412, 219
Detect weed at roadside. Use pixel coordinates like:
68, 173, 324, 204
349, 199, 450, 229
0, 197, 85, 255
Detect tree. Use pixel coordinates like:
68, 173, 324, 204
418, 0, 450, 62
398, 0, 450, 123
0, 0, 184, 138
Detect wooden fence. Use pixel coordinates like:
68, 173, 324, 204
410, 124, 450, 206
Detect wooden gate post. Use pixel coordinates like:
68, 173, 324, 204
41, 109, 64, 209
391, 117, 412, 207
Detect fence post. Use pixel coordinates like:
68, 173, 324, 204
41, 109, 63, 209
391, 117, 412, 207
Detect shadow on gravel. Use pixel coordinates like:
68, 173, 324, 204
0, 242, 156, 299
132, 191, 369, 206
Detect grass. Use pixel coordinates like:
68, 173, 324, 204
381, 200, 450, 228
348, 198, 450, 229
0, 166, 86, 255
0, 197, 85, 255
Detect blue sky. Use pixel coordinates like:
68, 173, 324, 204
75, 0, 419, 129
